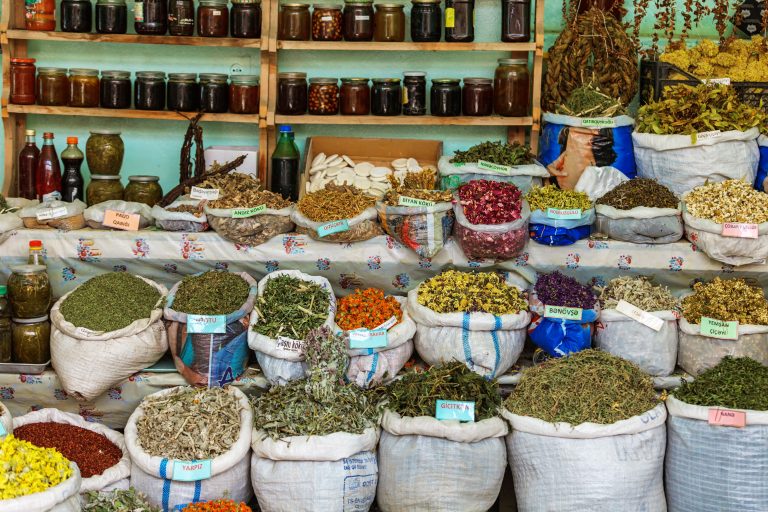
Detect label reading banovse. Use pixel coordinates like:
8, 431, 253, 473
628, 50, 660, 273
232, 204, 266, 218
544, 304, 582, 320
546, 208, 582, 220
36, 206, 68, 221
699, 316, 738, 340
477, 160, 512, 173
190, 186, 220, 200
398, 196, 435, 208
615, 300, 664, 332
172, 460, 212, 482
187, 314, 227, 334
276, 336, 305, 353
580, 118, 616, 128
435, 400, 475, 422
317, 219, 350, 237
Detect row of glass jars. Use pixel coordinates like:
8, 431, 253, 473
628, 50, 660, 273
278, 59, 529, 117
87, 174, 164, 207
279, 0, 530, 43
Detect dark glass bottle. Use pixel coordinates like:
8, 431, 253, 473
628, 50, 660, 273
96, 0, 127, 33
135, 0, 168, 35
168, 0, 195, 35
271, 125, 300, 201
402, 71, 426, 116
410, 0, 441, 42
501, 0, 530, 42
230, 0, 261, 38
61, 0, 93, 32
61, 137, 85, 202
445, 0, 474, 42
36, 132, 62, 202
18, 130, 40, 201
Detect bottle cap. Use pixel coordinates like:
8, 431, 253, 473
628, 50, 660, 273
0, 285, 6, 296
67, 136, 78, 144
43, 132, 54, 139
279, 125, 293, 133
29, 240, 43, 249
25, 129, 35, 136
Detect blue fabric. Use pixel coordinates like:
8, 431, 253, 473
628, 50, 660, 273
529, 308, 599, 357
755, 143, 768, 191
365, 352, 379, 384
160, 459, 171, 512
489, 316, 502, 378
530, 223, 591, 246
461, 312, 475, 368
193, 479, 202, 503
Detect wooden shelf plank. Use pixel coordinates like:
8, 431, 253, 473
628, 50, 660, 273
6, 30, 261, 48
277, 41, 536, 52
274, 114, 533, 126
6, 104, 260, 123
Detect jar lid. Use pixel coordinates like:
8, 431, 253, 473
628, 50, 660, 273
90, 174, 122, 180
200, 0, 228, 5
67, 136, 78, 144
498, 58, 528, 65
168, 73, 199, 81
97, 0, 126, 5
279, 72, 307, 79
432, 78, 460, 84
90, 129, 122, 135
230, 74, 260, 85
9, 264, 47, 274
12, 316, 49, 324
30, 240, 42, 249
373, 78, 401, 83
310, 77, 338, 84
376, 3, 403, 7
412, 0, 440, 3
128, 175, 160, 182
37, 67, 68, 74
232, 0, 261, 3
313, 3, 342, 8
11, 58, 36, 64
403, 71, 426, 78
69, 68, 99, 76
199, 73, 229, 82
136, 71, 167, 79
282, 2, 310, 6
345, 0, 373, 4
341, 77, 369, 83
101, 70, 131, 78
463, 77, 492, 84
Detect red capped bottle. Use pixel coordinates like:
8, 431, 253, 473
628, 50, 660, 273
36, 132, 63, 202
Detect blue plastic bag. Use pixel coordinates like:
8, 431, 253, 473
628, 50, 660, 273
755, 135, 768, 191
528, 208, 594, 246
528, 308, 599, 357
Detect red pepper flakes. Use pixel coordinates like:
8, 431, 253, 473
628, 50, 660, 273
458, 179, 523, 224
335, 288, 403, 331
13, 422, 122, 478
182, 499, 253, 512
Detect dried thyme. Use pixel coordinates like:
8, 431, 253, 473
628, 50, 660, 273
251, 275, 330, 339
297, 184, 376, 222
598, 276, 679, 311
83, 489, 160, 512
417, 270, 528, 315
450, 141, 534, 167
170, 271, 250, 316
597, 179, 678, 210
673, 356, 768, 411
681, 277, 768, 325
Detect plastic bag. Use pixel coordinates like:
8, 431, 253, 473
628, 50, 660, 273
84, 200, 153, 230
633, 127, 760, 197
665, 396, 768, 512
595, 308, 678, 376
164, 272, 257, 387
528, 291, 599, 357
755, 134, 768, 191
574, 165, 630, 201
438, 155, 549, 193
291, 206, 383, 243
206, 204, 294, 246
376, 201, 454, 258
529, 207, 595, 246
2, 462, 81, 512
595, 203, 684, 244
18, 200, 87, 230
0, 401, 12, 437
454, 199, 530, 261
152, 198, 208, 232
682, 204, 768, 266
677, 317, 768, 375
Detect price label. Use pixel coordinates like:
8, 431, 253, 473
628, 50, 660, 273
708, 408, 746, 428
75, 326, 100, 338
190, 187, 220, 200
477, 160, 513, 173
349, 328, 388, 349
103, 210, 140, 231
36, 206, 68, 221
232, 205, 266, 218
699, 317, 738, 340
321, 15, 332, 20
276, 336, 305, 353
546, 208, 582, 220
355, 15, 370, 20
704, 77, 731, 85
187, 315, 227, 334
544, 304, 582, 320
692, 130, 721, 145
445, 7, 455, 27
317, 219, 350, 237
376, 316, 398, 330
721, 222, 759, 239
172, 460, 212, 482
580, 118, 616, 128
615, 300, 664, 332
435, 400, 475, 422
398, 196, 435, 208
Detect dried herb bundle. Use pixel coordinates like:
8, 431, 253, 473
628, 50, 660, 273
555, 82, 626, 118
251, 275, 330, 340
385, 362, 501, 421
136, 387, 241, 459
450, 141, 533, 167
171, 271, 250, 316
526, 185, 592, 212
597, 179, 678, 210
598, 276, 679, 311
417, 270, 528, 315
83, 489, 160, 512
506, 350, 659, 425
202, 173, 293, 210
297, 184, 376, 222
682, 277, 768, 325
674, 356, 768, 410
394, 167, 439, 190
684, 179, 768, 224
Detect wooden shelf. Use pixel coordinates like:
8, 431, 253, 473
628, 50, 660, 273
277, 41, 536, 52
4, 30, 261, 48
274, 114, 533, 126
5, 104, 260, 124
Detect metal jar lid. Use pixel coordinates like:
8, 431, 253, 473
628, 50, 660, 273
101, 70, 131, 79
403, 71, 427, 78
232, 0, 261, 4
279, 72, 308, 80
432, 78, 460, 84
372, 78, 401, 83
463, 77, 492, 85
230, 74, 260, 85
12, 316, 49, 324
37, 67, 68, 75
168, 73, 199, 82
498, 58, 528, 65
128, 175, 160, 182
90, 174, 122, 180
376, 3, 403, 8
69, 68, 99, 76
344, 0, 373, 4
89, 130, 122, 135
199, 73, 229, 83
9, 264, 47, 275
412, 0, 441, 3
313, 3, 342, 8
341, 77, 370, 83
282, 3, 310, 7
310, 77, 339, 84
97, 0, 127, 5
199, 0, 228, 5
136, 71, 167, 79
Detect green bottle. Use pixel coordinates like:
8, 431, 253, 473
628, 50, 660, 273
270, 125, 300, 201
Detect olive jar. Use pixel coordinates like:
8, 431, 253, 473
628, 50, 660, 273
279, 3, 310, 40
494, 58, 529, 117
86, 130, 124, 175
342, 0, 373, 41
374, 4, 405, 42
200, 73, 230, 112
340, 77, 370, 115
87, 174, 124, 206
8, 265, 51, 319
312, 4, 343, 41
96, 0, 128, 33
371, 78, 401, 116
277, 72, 308, 115
100, 70, 132, 109
411, 0, 441, 42
12, 317, 51, 365
231, 0, 261, 38
124, 175, 163, 206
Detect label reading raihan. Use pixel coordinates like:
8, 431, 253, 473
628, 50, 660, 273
172, 460, 212, 481
546, 208, 582, 220
103, 210, 140, 231
707, 408, 746, 428
187, 314, 227, 334
721, 222, 758, 239
317, 219, 350, 237
544, 304, 582, 320
699, 317, 738, 340
435, 400, 475, 422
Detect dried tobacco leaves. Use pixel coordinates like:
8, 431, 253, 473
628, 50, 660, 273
417, 270, 528, 315
674, 356, 768, 411
681, 277, 768, 325
251, 275, 330, 339
170, 271, 250, 316
598, 276, 679, 311
597, 179, 678, 210
450, 141, 533, 167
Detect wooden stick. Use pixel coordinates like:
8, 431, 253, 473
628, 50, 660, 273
158, 155, 247, 207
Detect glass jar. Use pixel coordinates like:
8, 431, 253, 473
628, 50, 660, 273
502, 0, 530, 42
410, 0, 440, 42
445, 0, 474, 42
229, 75, 260, 114
279, 3, 310, 40
96, 0, 127, 33
10, 59, 36, 105
134, 71, 166, 110
87, 174, 124, 205
231, 0, 261, 38
12, 317, 51, 364
61, 0, 93, 32
402, 71, 426, 116
494, 58, 529, 117
277, 72, 308, 115
69, 68, 100, 108
198, 0, 229, 36
200, 73, 230, 112
124, 175, 163, 206
25, 0, 56, 30
374, 4, 404, 42
431, 78, 461, 116
371, 78, 401, 116
312, 4, 342, 41
462, 77, 493, 116
340, 77, 369, 115
134, 0, 168, 34
86, 131, 124, 175
36, 67, 69, 107
100, 70, 131, 109
308, 77, 339, 115
169, 0, 195, 35
7, 265, 51, 319
167, 73, 201, 111
342, 0, 373, 41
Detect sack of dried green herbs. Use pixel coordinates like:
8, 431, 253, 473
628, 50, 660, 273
526, 186, 595, 246
375, 200, 454, 258
0, 197, 28, 245
50, 273, 169, 401
152, 198, 208, 233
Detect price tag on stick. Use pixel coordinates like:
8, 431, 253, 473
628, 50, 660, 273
616, 300, 664, 332
708, 408, 746, 428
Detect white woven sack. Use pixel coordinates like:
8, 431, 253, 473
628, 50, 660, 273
0, 401, 12, 436
682, 205, 768, 266
407, 287, 530, 377
13, 408, 130, 492
152, 198, 208, 232
125, 386, 254, 512
633, 128, 759, 197
438, 155, 549, 193
595, 203, 684, 244
19, 199, 85, 221
84, 200, 154, 229
502, 404, 667, 512
2, 462, 81, 512
595, 309, 678, 376
665, 396, 768, 512
0, 212, 22, 245
250, 427, 379, 512
678, 317, 768, 375
248, 270, 337, 385
574, 166, 629, 201
377, 410, 507, 512
50, 276, 168, 401
290, 206, 381, 242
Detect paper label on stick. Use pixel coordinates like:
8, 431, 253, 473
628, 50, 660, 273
276, 336, 305, 353
232, 205, 266, 218
477, 160, 512, 173
708, 408, 746, 428
172, 460, 212, 481
546, 208, 582, 220
435, 400, 474, 422
699, 317, 738, 340
317, 219, 349, 237
615, 300, 664, 332
704, 77, 731, 85
376, 316, 398, 331
75, 326, 100, 338
721, 222, 759, 239
580, 118, 616, 128
187, 315, 227, 334
103, 210, 140, 231
190, 187, 220, 200
349, 328, 388, 349
36, 206, 68, 221
398, 196, 435, 208
544, 304, 582, 320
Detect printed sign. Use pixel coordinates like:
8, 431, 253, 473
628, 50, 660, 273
435, 400, 475, 422
276, 336, 305, 353
317, 219, 350, 237
398, 196, 435, 208
708, 408, 746, 428
172, 460, 212, 481
477, 160, 513, 173
544, 304, 582, 320
615, 300, 664, 332
187, 314, 227, 334
546, 208, 582, 220
722, 222, 759, 239
103, 210, 140, 231
699, 317, 738, 340
580, 118, 617, 128
232, 204, 266, 218
35, 206, 68, 221
445, 7, 455, 27
190, 187, 220, 200
349, 328, 388, 349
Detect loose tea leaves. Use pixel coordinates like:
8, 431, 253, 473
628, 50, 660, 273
674, 356, 768, 411
450, 141, 534, 167
526, 185, 592, 212
83, 489, 160, 512
170, 271, 250, 316
555, 82, 626, 118
598, 276, 679, 312
681, 277, 768, 325
597, 179, 678, 210
417, 270, 528, 315
534, 271, 597, 310
684, 179, 768, 224
297, 184, 376, 222
252, 275, 330, 339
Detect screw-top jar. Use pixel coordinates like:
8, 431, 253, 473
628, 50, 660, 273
431, 78, 461, 116
96, 0, 128, 33
10, 58, 37, 105
374, 4, 405, 42
371, 78, 401, 116
445, 0, 474, 42
61, 0, 93, 32
86, 174, 124, 205
410, 0, 441, 42
277, 72, 308, 115
134, 0, 168, 35
134, 71, 167, 110
169, 0, 195, 35
494, 58, 529, 117
86, 130, 125, 175
69, 68, 100, 108
7, 265, 51, 319
340, 78, 370, 115
167, 73, 201, 111
198, 0, 229, 36
12, 316, 51, 365
309, 77, 339, 115
37, 67, 69, 107
502, 0, 531, 42
200, 73, 230, 112
231, 0, 261, 38
100, 70, 132, 109
342, 0, 373, 41
229, 75, 260, 114
124, 175, 163, 206
312, 4, 343, 41
279, 3, 311, 40
462, 77, 493, 116
403, 71, 427, 116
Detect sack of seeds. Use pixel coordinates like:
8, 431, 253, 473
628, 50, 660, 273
248, 270, 336, 385
376, 200, 454, 258
2, 459, 81, 512
165, 271, 257, 387
125, 386, 253, 511
152, 198, 208, 232
84, 200, 154, 230
50, 273, 168, 401
18, 199, 86, 230
292, 185, 383, 243
0, 400, 12, 436
13, 408, 130, 493
206, 204, 294, 246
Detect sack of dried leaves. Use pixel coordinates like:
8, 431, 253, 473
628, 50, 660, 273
292, 185, 383, 243
19, 199, 87, 230
152, 198, 208, 232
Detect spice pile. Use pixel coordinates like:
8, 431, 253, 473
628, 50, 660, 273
335, 288, 402, 331
199, 173, 293, 210
417, 270, 528, 315
682, 277, 768, 325
458, 180, 523, 224
386, 362, 501, 421
526, 185, 592, 212
0, 435, 72, 499
170, 271, 250, 316
505, 350, 659, 425
598, 276, 679, 311
534, 271, 597, 310
60, 273, 161, 332
181, 500, 253, 512
597, 179, 678, 210
252, 275, 330, 339
13, 422, 122, 478
136, 387, 241, 460
450, 141, 534, 167
297, 184, 376, 222
674, 356, 768, 410
83, 489, 159, 512
660, 37, 768, 82
166, 203, 204, 217
684, 179, 768, 224
555, 82, 626, 118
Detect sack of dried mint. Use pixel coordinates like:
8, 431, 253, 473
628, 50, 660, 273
291, 184, 383, 243
50, 272, 168, 401
125, 386, 253, 510
83, 489, 159, 512
165, 271, 257, 387
152, 198, 208, 233
526, 185, 595, 246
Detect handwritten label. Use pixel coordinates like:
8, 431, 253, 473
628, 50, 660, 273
355, 15, 370, 20
103, 210, 140, 231
36, 206, 68, 221
172, 460, 212, 482
232, 204, 266, 218
276, 336, 305, 353
580, 118, 616, 128
376, 316, 398, 331
445, 7, 455, 27
317, 219, 350, 237
398, 196, 435, 208
700, 317, 738, 340
544, 304, 582, 320
187, 315, 227, 334
435, 400, 475, 422
708, 408, 746, 428
190, 187, 220, 200
349, 328, 388, 349
722, 222, 759, 239
692, 130, 722, 145
477, 160, 512, 173
546, 208, 582, 220
75, 326, 100, 338
704, 77, 731, 85
616, 300, 664, 332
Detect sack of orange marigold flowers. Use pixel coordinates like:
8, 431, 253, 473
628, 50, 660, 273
180, 499, 253, 512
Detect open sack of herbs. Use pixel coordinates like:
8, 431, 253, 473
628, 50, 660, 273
0, 195, 28, 243
291, 184, 383, 243
84, 200, 154, 230
49, 272, 169, 401
526, 185, 595, 246
151, 198, 209, 233
18, 199, 87, 231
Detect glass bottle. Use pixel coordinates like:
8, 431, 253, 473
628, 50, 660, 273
462, 77, 493, 116
0, 286, 11, 364
271, 125, 300, 201
277, 72, 308, 115
371, 78, 401, 116
61, 137, 85, 203
36, 133, 62, 202
61, 0, 93, 32
135, 0, 168, 35
501, 0, 530, 42
230, 0, 261, 38
25, 0, 56, 30
96, 0, 128, 33
445, 0, 474, 42
28, 240, 44, 265
18, 130, 40, 201
10, 59, 36, 105
169, 0, 195, 35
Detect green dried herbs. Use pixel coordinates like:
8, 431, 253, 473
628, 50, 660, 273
60, 272, 161, 332
450, 141, 534, 167
598, 276, 679, 311
170, 271, 250, 316
83, 489, 160, 512
505, 350, 659, 425
252, 275, 330, 339
597, 179, 678, 210
555, 82, 626, 118
417, 270, 528, 315
526, 185, 592, 212
684, 179, 768, 224
674, 356, 768, 411
681, 277, 768, 325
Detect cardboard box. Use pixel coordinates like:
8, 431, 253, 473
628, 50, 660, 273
205, 146, 259, 176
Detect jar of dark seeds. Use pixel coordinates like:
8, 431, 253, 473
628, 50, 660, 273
312, 4, 342, 41
308, 77, 339, 115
